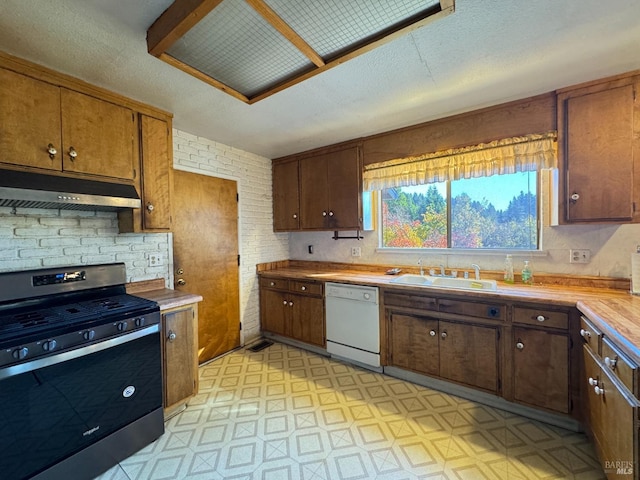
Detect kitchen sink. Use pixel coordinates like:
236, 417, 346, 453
389, 274, 497, 291
389, 274, 434, 286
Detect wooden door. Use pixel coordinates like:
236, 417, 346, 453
261, 288, 289, 337
290, 294, 324, 347
439, 321, 499, 393
389, 313, 439, 376
0, 68, 62, 171
327, 146, 362, 229
513, 327, 570, 413
60, 88, 135, 180
299, 154, 328, 229
272, 160, 300, 231
172, 170, 240, 363
163, 306, 196, 408
562, 83, 635, 222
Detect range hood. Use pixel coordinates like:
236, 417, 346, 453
0, 169, 141, 211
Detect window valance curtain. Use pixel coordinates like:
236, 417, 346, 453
362, 132, 557, 191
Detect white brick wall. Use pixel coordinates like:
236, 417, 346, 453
0, 207, 171, 283
173, 129, 289, 343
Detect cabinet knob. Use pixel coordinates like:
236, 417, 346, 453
570, 192, 580, 203
441, 332, 447, 339
328, 211, 334, 217
288, 301, 293, 307
580, 329, 591, 339
516, 342, 524, 350
47, 143, 57, 159
588, 377, 598, 386
604, 356, 617, 369
322, 211, 327, 217
594, 385, 604, 396
292, 213, 297, 219
270, 281, 275, 286
429, 330, 436, 337
146, 203, 155, 212
301, 286, 306, 291
168, 330, 176, 342
283, 300, 288, 305
177, 278, 186, 286
68, 146, 78, 160
536, 315, 546, 322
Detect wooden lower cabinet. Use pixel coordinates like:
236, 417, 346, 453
162, 303, 199, 418
260, 278, 325, 347
513, 327, 570, 414
388, 312, 499, 393
582, 346, 638, 479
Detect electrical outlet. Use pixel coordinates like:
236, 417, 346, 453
149, 253, 164, 267
570, 249, 591, 264
351, 246, 361, 257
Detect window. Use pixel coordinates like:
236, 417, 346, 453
381, 171, 538, 249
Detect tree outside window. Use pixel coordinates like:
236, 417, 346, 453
381, 172, 538, 249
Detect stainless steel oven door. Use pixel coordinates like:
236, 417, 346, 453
0, 325, 163, 480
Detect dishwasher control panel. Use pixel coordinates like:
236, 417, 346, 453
325, 282, 379, 304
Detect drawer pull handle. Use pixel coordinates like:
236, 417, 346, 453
429, 330, 436, 337
588, 377, 598, 386
270, 281, 275, 286
536, 315, 546, 322
516, 342, 524, 350
604, 356, 617, 369
594, 385, 604, 395
580, 329, 591, 339
301, 286, 307, 291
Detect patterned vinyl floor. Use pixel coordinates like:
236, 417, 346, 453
97, 342, 606, 480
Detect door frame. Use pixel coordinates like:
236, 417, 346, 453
170, 165, 244, 346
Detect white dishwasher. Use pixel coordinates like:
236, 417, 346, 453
325, 282, 380, 369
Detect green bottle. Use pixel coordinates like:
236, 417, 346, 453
521, 260, 533, 285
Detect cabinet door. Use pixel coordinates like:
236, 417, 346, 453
560, 80, 636, 222
164, 306, 197, 408
290, 294, 324, 347
299, 154, 329, 229
261, 289, 289, 336
389, 313, 439, 376
326, 146, 361, 229
0, 68, 62, 171
273, 160, 300, 231
140, 115, 172, 230
583, 346, 637, 478
439, 321, 499, 393
513, 327, 570, 413
60, 88, 135, 180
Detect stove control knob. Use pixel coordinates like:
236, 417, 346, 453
135, 317, 145, 327
12, 347, 28, 360
83, 330, 96, 341
42, 340, 57, 352
117, 322, 128, 332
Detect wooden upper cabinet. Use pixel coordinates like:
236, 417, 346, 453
0, 68, 62, 171
60, 88, 135, 180
299, 145, 362, 230
0, 67, 136, 181
272, 160, 300, 231
557, 74, 640, 223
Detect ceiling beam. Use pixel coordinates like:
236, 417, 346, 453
147, 0, 225, 56
245, 0, 325, 67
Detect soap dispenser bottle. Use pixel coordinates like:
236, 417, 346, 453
503, 255, 514, 284
521, 260, 533, 285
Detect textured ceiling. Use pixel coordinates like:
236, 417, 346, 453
0, 0, 639, 159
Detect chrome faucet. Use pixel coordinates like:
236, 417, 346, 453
471, 264, 481, 280
418, 258, 424, 276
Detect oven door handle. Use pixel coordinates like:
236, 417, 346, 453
0, 324, 160, 380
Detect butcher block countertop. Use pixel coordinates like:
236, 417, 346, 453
126, 278, 203, 310
258, 260, 640, 365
